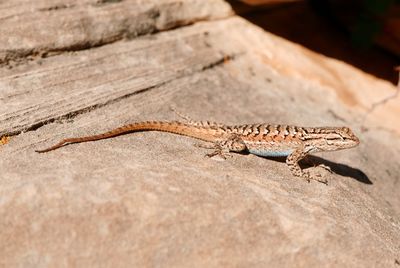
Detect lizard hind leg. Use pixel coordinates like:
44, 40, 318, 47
170, 107, 224, 128
205, 135, 247, 159
193, 141, 232, 159
170, 106, 195, 123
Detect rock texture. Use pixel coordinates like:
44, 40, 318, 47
0, 0, 399, 267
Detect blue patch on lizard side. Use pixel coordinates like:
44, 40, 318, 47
248, 149, 292, 157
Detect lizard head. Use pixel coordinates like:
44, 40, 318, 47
304, 127, 360, 152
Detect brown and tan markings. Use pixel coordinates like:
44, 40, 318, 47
36, 116, 360, 185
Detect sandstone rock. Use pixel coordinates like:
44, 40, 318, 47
0, 0, 399, 267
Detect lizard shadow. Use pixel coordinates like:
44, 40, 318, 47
250, 154, 371, 184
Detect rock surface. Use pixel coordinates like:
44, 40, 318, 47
0, 0, 399, 267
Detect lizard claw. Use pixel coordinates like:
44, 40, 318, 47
313, 175, 328, 185
302, 170, 328, 185
205, 150, 231, 160
170, 106, 193, 122
316, 164, 332, 173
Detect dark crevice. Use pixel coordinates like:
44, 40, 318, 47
2, 52, 240, 138
1, 37, 123, 69
38, 3, 75, 12
9, 85, 162, 136
199, 54, 238, 71
93, 0, 123, 6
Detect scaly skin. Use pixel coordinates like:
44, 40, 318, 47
36, 120, 360, 184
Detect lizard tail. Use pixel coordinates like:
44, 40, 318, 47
35, 121, 224, 153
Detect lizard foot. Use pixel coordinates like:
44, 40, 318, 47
170, 106, 194, 122
316, 164, 332, 173
302, 170, 328, 185
205, 149, 232, 160
303, 158, 332, 173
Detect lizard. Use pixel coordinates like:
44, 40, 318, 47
35, 116, 360, 184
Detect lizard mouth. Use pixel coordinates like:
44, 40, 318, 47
345, 137, 360, 147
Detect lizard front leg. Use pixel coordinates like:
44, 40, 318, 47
286, 147, 328, 184
206, 135, 247, 159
